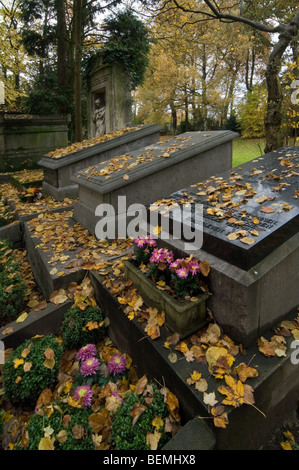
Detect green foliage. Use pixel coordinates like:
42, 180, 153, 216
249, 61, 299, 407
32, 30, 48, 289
0, 240, 27, 322
225, 114, 241, 133
61, 305, 106, 350
238, 84, 268, 138
102, 8, 151, 90
21, 399, 95, 450
24, 69, 73, 115
111, 385, 170, 450
3, 335, 63, 405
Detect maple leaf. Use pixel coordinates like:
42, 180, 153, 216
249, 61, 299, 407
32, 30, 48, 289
203, 392, 218, 407
217, 374, 244, 407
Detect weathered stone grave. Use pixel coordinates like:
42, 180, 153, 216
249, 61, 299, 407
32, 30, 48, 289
38, 124, 162, 201
0, 114, 68, 172
148, 146, 299, 346
72, 130, 238, 236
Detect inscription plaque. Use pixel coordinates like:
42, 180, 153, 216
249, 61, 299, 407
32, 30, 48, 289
151, 147, 299, 270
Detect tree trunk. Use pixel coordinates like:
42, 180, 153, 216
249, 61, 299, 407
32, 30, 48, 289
264, 15, 299, 153
73, 0, 82, 142
55, 0, 68, 114
201, 44, 208, 130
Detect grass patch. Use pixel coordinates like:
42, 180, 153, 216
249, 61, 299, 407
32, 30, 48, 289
232, 138, 266, 167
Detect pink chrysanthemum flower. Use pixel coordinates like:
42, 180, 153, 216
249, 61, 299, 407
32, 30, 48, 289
149, 248, 161, 263
176, 268, 189, 278
165, 251, 174, 264
187, 260, 200, 276
147, 237, 157, 247
135, 237, 147, 248
80, 357, 100, 376
150, 248, 174, 264
74, 385, 93, 408
108, 354, 127, 376
76, 344, 97, 362
170, 260, 181, 270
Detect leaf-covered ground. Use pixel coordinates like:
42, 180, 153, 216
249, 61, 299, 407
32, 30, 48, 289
0, 171, 298, 450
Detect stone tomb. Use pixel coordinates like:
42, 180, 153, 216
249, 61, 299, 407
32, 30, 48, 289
151, 146, 299, 346
72, 130, 238, 236
38, 124, 162, 201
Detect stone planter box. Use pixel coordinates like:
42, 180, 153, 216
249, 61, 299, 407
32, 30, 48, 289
124, 259, 208, 338
38, 124, 163, 201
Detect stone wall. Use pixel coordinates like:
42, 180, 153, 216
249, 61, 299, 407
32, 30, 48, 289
0, 114, 69, 172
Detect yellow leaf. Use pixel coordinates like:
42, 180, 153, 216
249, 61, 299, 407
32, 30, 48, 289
43, 358, 55, 370
153, 226, 161, 236
16, 312, 28, 323
152, 416, 164, 430
13, 358, 24, 369
227, 232, 239, 240
38, 437, 54, 450
240, 237, 255, 245
56, 430, 68, 443
217, 374, 244, 407
280, 441, 293, 450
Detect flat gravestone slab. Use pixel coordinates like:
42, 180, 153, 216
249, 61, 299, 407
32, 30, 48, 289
38, 124, 163, 201
72, 130, 238, 235
156, 147, 299, 270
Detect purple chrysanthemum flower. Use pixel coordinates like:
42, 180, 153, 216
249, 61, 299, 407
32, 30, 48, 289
150, 248, 174, 264
135, 237, 147, 248
176, 268, 189, 279
74, 385, 93, 408
146, 237, 157, 247
187, 260, 200, 276
80, 356, 100, 376
165, 251, 174, 264
170, 259, 181, 270
108, 354, 127, 376
76, 344, 97, 362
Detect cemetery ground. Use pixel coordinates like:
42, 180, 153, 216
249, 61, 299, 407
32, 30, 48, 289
0, 147, 298, 451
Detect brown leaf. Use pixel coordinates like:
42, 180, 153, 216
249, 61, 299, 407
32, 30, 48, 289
72, 424, 85, 439
56, 430, 68, 443
199, 260, 210, 277
260, 205, 274, 213
36, 389, 53, 411
44, 348, 54, 360
146, 429, 161, 450
130, 402, 146, 426
135, 375, 148, 395
233, 363, 258, 383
